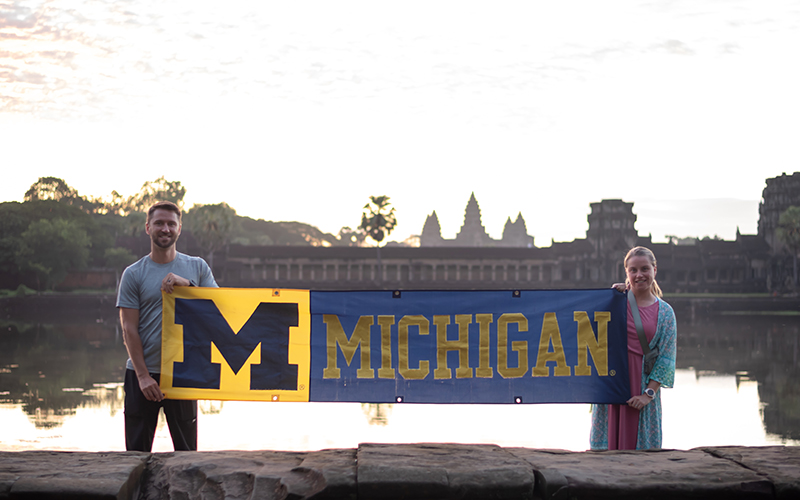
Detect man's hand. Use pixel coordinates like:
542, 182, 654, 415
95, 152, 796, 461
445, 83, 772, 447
161, 273, 190, 293
138, 373, 165, 402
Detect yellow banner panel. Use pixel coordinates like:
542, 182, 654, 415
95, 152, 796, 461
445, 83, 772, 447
160, 287, 310, 402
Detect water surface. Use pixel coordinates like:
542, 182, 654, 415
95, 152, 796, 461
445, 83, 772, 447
1, 301, 797, 451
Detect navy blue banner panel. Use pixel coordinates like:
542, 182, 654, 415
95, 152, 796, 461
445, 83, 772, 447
309, 289, 629, 404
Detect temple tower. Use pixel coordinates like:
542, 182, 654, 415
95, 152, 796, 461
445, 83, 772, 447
501, 213, 534, 247
420, 211, 445, 247
758, 172, 800, 253
586, 199, 638, 260
455, 193, 492, 247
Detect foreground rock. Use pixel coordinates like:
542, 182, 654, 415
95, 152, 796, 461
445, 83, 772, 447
510, 447, 777, 499
702, 446, 800, 500
357, 443, 534, 500
0, 450, 148, 499
140, 449, 356, 500
0, 445, 798, 499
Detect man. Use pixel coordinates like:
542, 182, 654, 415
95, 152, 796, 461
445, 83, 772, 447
117, 201, 218, 452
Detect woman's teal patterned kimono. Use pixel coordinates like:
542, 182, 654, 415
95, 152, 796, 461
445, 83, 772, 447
590, 298, 677, 450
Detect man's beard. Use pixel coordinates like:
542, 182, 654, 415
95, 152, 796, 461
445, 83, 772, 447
152, 233, 178, 249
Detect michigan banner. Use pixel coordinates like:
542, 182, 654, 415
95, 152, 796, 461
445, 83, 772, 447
160, 288, 629, 404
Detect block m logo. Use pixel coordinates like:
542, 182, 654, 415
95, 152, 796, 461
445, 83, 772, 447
172, 299, 299, 391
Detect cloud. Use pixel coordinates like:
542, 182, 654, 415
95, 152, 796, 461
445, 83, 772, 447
0, 68, 46, 84
0, 1, 37, 30
0, 50, 26, 59
38, 50, 78, 63
657, 39, 696, 55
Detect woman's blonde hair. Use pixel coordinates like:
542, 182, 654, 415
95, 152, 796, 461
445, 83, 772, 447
624, 246, 663, 298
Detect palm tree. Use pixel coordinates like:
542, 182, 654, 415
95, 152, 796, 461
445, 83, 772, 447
777, 206, 800, 289
359, 196, 398, 284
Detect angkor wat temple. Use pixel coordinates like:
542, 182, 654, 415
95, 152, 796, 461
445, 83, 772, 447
220, 172, 800, 293
420, 193, 534, 248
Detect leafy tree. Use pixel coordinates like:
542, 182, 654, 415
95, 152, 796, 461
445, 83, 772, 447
187, 202, 237, 268
232, 218, 338, 246
127, 176, 187, 213
337, 226, 366, 247
17, 218, 91, 290
231, 234, 274, 246
20, 199, 114, 267
97, 190, 129, 216
104, 247, 137, 269
25, 177, 78, 202
359, 195, 397, 245
124, 212, 147, 237
777, 206, 800, 288
24, 177, 98, 213
359, 195, 398, 284
91, 212, 131, 242
0, 200, 107, 287
104, 247, 138, 290
0, 203, 29, 278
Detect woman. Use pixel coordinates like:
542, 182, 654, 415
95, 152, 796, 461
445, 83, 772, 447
590, 246, 677, 450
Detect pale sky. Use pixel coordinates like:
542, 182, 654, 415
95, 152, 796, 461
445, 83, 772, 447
2, 0, 799, 245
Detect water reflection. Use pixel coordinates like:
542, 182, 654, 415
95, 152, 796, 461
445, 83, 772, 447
675, 312, 800, 441
0, 317, 127, 429
199, 400, 224, 415
1, 301, 799, 450
361, 403, 393, 426
25, 384, 124, 430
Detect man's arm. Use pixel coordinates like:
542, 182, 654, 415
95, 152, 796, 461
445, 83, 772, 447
120, 307, 164, 402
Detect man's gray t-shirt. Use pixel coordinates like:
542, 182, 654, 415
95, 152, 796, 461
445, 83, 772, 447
116, 252, 218, 373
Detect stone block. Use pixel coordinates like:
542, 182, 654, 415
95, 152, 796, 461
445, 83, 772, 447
357, 443, 535, 500
295, 448, 357, 499
142, 451, 300, 500
141, 449, 356, 500
0, 451, 149, 500
703, 445, 800, 499
508, 447, 775, 499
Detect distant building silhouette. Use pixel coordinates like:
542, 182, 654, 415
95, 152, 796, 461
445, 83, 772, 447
758, 172, 800, 291
219, 193, 776, 293
102, 173, 795, 293
759, 172, 800, 253
421, 193, 533, 248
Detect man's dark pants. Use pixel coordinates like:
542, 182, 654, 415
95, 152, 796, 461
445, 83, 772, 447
124, 369, 197, 452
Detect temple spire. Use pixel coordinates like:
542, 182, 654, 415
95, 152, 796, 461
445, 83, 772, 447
420, 211, 444, 246
455, 193, 491, 246
419, 194, 534, 248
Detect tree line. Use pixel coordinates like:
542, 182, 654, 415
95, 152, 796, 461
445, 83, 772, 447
1, 177, 398, 291
1, 176, 193, 291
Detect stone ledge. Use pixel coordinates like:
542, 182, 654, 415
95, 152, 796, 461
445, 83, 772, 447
701, 446, 800, 500
357, 443, 534, 500
509, 447, 777, 500
0, 450, 148, 500
0, 445, 797, 499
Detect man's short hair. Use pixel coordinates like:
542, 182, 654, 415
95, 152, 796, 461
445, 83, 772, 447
147, 201, 182, 223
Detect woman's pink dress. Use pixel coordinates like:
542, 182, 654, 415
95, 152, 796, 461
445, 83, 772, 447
607, 300, 659, 450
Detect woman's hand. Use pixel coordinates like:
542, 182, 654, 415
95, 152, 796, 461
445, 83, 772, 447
627, 394, 652, 411
611, 282, 629, 293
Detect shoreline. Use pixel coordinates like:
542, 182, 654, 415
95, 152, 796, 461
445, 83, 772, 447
2, 292, 799, 320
